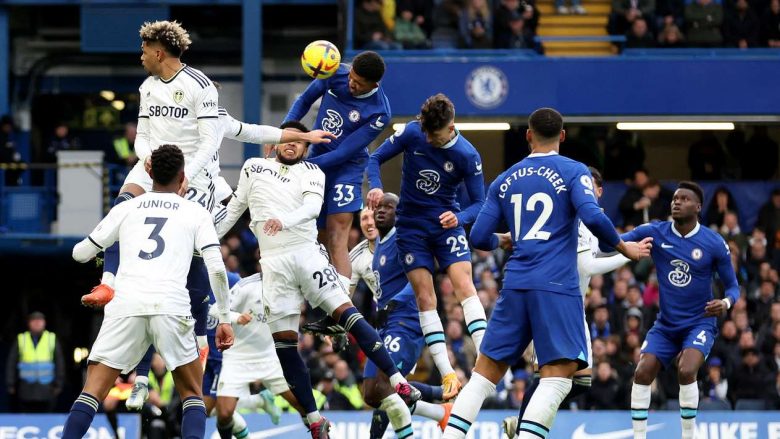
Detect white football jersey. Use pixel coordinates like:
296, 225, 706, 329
87, 192, 219, 318
349, 239, 379, 296
227, 158, 325, 253
138, 65, 218, 187
577, 220, 600, 297
220, 274, 277, 362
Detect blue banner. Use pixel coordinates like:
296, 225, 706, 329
0, 414, 140, 439
205, 410, 780, 439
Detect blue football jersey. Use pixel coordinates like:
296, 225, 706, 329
471, 151, 620, 295
207, 271, 241, 361
622, 221, 739, 328
367, 121, 485, 226
284, 65, 390, 178
373, 227, 416, 309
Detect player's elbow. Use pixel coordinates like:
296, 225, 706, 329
469, 233, 493, 251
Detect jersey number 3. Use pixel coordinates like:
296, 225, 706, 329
511, 193, 553, 241
139, 217, 168, 260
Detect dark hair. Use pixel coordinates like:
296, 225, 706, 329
151, 144, 184, 185
678, 181, 704, 204
419, 94, 455, 134
645, 178, 660, 189
528, 108, 563, 140
587, 166, 603, 188
352, 51, 385, 83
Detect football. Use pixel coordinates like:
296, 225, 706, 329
300, 40, 341, 79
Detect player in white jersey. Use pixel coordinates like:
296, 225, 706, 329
63, 145, 234, 439
349, 208, 380, 294
83, 20, 221, 307
212, 273, 311, 438
502, 167, 629, 439
207, 105, 335, 226
216, 121, 419, 439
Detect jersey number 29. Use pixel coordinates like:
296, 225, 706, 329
510, 193, 553, 241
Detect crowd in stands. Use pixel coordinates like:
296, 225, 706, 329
354, 0, 539, 49
616, 0, 780, 49
353, 0, 780, 51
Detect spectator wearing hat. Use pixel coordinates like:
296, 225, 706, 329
5, 312, 65, 412
701, 357, 729, 403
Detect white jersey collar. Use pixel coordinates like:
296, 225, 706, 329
440, 132, 460, 150
671, 221, 700, 238
355, 87, 379, 99
160, 63, 187, 83
379, 227, 396, 244
527, 150, 559, 158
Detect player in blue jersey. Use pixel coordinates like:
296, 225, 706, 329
366, 94, 487, 400
441, 108, 650, 439
284, 51, 390, 279
363, 193, 454, 438
622, 181, 739, 439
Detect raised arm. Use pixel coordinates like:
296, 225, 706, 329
307, 115, 386, 170
185, 86, 220, 181
72, 204, 127, 263
283, 79, 328, 123
468, 178, 503, 251
455, 156, 486, 226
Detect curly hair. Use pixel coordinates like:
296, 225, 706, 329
352, 51, 385, 83
419, 94, 455, 134
151, 145, 184, 186
139, 20, 191, 57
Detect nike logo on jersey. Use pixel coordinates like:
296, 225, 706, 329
413, 150, 425, 156
327, 89, 337, 97
456, 251, 469, 257
572, 423, 665, 439
661, 243, 674, 249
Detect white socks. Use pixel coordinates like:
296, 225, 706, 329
461, 296, 487, 351
411, 401, 445, 421
389, 372, 406, 388
420, 310, 455, 377
135, 375, 149, 386
517, 377, 572, 439
631, 382, 651, 439
232, 412, 248, 434
305, 411, 322, 424
442, 372, 496, 438
236, 393, 263, 410
379, 394, 413, 439
101, 272, 115, 287
679, 382, 699, 439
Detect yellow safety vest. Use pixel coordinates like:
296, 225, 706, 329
335, 382, 365, 409
149, 371, 175, 406
113, 137, 131, 160
17, 331, 55, 385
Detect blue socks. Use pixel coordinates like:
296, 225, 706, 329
135, 345, 155, 379
62, 392, 99, 439
369, 409, 390, 439
411, 381, 442, 402
217, 420, 233, 439
182, 396, 207, 439
338, 307, 399, 378
274, 339, 319, 415
103, 192, 134, 276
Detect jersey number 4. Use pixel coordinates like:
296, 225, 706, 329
139, 217, 168, 260
510, 193, 553, 241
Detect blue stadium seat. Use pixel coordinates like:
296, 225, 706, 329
734, 399, 766, 410
699, 399, 732, 411
665, 399, 680, 411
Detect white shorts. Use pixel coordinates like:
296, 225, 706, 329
260, 243, 350, 326
89, 315, 198, 374
217, 359, 288, 397
124, 161, 215, 211
213, 176, 233, 204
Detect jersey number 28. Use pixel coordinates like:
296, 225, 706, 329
510, 193, 553, 241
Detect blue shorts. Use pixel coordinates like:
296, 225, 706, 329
187, 256, 211, 337
363, 301, 424, 379
480, 289, 588, 369
316, 178, 363, 229
641, 322, 717, 368
395, 221, 471, 274
202, 359, 222, 399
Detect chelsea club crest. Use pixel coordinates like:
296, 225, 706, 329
465, 66, 508, 110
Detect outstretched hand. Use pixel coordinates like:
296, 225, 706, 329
216, 323, 234, 351
617, 237, 653, 261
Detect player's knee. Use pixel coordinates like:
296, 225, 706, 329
113, 192, 135, 207
216, 404, 233, 424
677, 364, 698, 384
362, 384, 381, 408
633, 366, 655, 385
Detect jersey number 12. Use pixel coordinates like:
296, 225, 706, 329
511, 193, 553, 241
